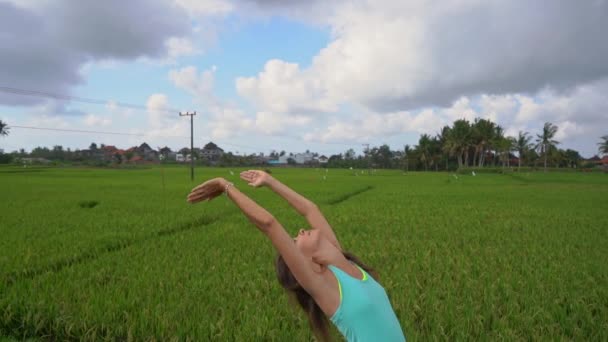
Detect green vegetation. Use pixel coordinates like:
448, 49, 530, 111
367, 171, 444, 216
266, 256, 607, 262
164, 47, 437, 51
1, 166, 607, 340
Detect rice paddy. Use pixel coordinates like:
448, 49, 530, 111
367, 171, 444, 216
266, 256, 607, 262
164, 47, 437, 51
1, 166, 607, 341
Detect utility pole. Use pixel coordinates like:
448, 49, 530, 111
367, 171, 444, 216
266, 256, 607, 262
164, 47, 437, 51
180, 111, 196, 181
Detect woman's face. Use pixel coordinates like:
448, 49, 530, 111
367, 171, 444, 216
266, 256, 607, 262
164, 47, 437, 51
294, 228, 322, 257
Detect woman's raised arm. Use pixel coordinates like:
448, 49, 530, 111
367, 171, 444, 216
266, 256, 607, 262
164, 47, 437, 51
187, 177, 325, 294
239, 170, 342, 251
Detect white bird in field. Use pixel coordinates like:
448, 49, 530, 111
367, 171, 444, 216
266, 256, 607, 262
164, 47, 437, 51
230, 170, 234, 176
323, 175, 327, 180
472, 171, 476, 176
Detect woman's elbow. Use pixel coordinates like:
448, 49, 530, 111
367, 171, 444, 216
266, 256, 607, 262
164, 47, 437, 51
258, 215, 277, 232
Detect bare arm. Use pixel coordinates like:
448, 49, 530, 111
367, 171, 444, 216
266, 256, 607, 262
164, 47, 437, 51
187, 178, 324, 293
240, 171, 342, 250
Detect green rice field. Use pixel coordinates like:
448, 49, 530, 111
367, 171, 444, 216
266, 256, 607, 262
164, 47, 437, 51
1, 166, 607, 341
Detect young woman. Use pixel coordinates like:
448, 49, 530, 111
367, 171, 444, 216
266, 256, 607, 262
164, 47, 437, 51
187, 170, 406, 341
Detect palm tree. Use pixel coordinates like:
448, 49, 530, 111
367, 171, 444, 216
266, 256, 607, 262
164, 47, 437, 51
0, 120, 9, 137
516, 131, 532, 170
429, 137, 442, 171
445, 119, 472, 168
491, 125, 505, 167
598, 135, 608, 156
416, 134, 432, 171
403, 145, 411, 172
472, 118, 495, 167
536, 122, 559, 172
437, 125, 451, 170
494, 136, 514, 167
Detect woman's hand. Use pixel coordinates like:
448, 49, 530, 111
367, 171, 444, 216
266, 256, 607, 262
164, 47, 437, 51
240, 170, 272, 188
187, 177, 229, 203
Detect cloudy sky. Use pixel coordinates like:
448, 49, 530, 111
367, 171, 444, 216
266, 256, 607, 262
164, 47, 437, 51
1, 0, 607, 157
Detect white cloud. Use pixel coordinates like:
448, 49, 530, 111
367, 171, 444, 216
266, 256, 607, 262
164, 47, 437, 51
236, 59, 338, 115
208, 107, 254, 139
302, 77, 608, 156
105, 100, 135, 119
303, 108, 447, 143
24, 114, 71, 129
166, 37, 200, 60
237, 0, 608, 116
554, 121, 585, 142
145, 94, 189, 138
254, 111, 312, 135
169, 65, 217, 103
168, 64, 315, 139
83, 114, 112, 127
0, 0, 193, 106
147, 95, 175, 128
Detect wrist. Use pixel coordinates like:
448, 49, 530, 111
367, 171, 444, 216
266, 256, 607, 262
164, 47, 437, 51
265, 176, 277, 188
223, 180, 234, 193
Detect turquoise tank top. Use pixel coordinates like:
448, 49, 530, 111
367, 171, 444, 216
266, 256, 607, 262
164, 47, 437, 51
327, 263, 406, 342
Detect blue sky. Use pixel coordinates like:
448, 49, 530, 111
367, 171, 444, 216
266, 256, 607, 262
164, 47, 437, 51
1, 0, 607, 157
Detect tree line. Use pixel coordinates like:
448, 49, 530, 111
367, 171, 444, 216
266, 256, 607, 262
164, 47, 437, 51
325, 119, 608, 172
1, 119, 607, 170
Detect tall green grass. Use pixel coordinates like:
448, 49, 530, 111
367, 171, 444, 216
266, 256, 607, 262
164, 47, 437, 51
1, 166, 607, 340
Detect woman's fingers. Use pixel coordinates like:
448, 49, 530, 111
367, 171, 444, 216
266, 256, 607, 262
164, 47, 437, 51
187, 191, 206, 202
188, 187, 212, 201
187, 178, 226, 204
188, 187, 225, 203
191, 181, 221, 194
188, 191, 214, 203
240, 171, 254, 182
188, 187, 209, 199
192, 180, 215, 192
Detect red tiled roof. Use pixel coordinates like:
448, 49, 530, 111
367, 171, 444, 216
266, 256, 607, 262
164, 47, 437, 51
101, 145, 117, 152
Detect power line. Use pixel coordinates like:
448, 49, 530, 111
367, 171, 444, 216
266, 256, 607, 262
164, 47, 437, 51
9, 125, 352, 156
0, 86, 182, 113
10, 125, 187, 138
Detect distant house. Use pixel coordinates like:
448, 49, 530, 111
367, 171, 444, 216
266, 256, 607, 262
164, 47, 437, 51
158, 146, 176, 162
294, 152, 314, 164
318, 155, 329, 164
176, 153, 185, 162
159, 146, 171, 154
100, 145, 126, 163
602, 156, 608, 170
77, 148, 104, 160
585, 155, 606, 170
131, 143, 158, 162
201, 142, 224, 161
252, 154, 270, 165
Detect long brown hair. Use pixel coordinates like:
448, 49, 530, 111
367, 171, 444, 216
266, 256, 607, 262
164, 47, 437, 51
275, 251, 378, 342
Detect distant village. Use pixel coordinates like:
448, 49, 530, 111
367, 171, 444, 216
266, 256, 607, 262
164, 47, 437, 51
9, 141, 330, 167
